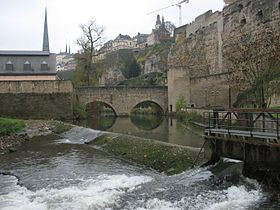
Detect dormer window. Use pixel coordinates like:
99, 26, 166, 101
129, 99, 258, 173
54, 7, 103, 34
41, 61, 49, 71
23, 61, 32, 71
5, 61, 13, 71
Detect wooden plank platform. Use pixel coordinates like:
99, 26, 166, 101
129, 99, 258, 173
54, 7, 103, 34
206, 128, 278, 140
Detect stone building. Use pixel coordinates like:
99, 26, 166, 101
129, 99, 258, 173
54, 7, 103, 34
147, 15, 171, 46
168, 0, 280, 111
56, 44, 76, 71
0, 8, 56, 81
95, 34, 138, 61
133, 33, 149, 48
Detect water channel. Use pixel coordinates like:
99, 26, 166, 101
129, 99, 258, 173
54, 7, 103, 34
0, 115, 279, 209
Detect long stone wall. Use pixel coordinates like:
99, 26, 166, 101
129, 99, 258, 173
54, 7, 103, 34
0, 81, 74, 119
168, 0, 280, 111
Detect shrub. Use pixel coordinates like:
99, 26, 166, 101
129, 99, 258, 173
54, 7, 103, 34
176, 95, 187, 113
73, 103, 87, 120
0, 118, 25, 137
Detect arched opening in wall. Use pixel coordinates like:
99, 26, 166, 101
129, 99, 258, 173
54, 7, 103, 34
130, 101, 164, 131
86, 101, 117, 117
83, 101, 117, 130
278, 2, 280, 10
131, 101, 164, 116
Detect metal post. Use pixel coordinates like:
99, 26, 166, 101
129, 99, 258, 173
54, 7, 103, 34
277, 113, 279, 140
227, 111, 230, 135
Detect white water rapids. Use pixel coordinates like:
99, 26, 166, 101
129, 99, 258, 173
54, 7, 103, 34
0, 127, 275, 210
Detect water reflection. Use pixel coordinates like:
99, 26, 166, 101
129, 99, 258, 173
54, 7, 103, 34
130, 115, 163, 130
76, 115, 204, 148
78, 116, 116, 130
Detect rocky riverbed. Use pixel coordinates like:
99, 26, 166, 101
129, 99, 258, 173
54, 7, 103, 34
0, 120, 73, 155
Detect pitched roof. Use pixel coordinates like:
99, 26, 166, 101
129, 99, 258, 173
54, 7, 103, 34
0, 51, 51, 56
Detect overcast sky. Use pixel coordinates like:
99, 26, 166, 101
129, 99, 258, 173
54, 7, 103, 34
0, 0, 224, 53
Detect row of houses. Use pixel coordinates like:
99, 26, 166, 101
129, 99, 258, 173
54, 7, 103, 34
95, 15, 171, 61
0, 8, 172, 80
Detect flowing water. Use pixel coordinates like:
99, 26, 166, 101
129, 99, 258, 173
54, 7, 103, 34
0, 117, 279, 209
77, 116, 204, 147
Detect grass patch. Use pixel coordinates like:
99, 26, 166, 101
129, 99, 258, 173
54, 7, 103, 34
90, 133, 194, 175
49, 121, 73, 134
0, 118, 26, 137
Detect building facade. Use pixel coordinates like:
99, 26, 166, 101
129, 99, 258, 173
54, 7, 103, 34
147, 15, 171, 46
0, 8, 57, 81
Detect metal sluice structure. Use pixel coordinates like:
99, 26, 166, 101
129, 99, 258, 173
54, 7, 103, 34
204, 109, 280, 142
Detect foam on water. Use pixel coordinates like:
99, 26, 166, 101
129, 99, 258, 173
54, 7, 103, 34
0, 174, 152, 210
61, 126, 104, 144
128, 179, 264, 210
206, 185, 262, 210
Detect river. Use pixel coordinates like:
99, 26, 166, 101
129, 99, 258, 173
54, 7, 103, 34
0, 116, 279, 209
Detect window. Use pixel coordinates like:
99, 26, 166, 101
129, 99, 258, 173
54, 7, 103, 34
23, 61, 32, 71
240, 16, 247, 25
5, 61, 13, 71
41, 61, 49, 71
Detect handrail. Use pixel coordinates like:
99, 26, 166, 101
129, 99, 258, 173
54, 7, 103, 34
204, 110, 280, 141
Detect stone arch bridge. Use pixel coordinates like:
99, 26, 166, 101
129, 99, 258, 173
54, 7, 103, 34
76, 86, 168, 116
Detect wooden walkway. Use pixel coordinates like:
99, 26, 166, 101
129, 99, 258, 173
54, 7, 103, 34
206, 128, 278, 140
204, 109, 280, 142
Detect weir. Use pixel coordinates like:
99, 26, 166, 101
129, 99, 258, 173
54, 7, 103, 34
204, 109, 280, 187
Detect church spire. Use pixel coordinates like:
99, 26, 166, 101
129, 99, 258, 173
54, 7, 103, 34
42, 7, 50, 52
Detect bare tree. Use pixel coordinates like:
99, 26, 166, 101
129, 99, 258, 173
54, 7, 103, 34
76, 20, 105, 86
164, 21, 176, 36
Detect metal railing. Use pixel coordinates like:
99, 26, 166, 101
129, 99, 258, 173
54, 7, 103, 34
204, 109, 280, 141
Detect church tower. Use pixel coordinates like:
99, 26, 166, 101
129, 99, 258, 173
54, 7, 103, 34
155, 14, 162, 29
42, 7, 50, 52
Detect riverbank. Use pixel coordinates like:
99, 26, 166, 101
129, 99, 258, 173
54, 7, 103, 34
0, 120, 73, 155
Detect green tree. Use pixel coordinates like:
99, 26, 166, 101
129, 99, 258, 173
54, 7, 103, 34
176, 95, 187, 113
124, 59, 141, 79
119, 50, 141, 79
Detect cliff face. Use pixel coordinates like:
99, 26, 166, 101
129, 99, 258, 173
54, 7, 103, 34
168, 0, 280, 110
100, 42, 171, 86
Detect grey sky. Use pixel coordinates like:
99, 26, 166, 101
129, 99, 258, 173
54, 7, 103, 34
0, 0, 224, 53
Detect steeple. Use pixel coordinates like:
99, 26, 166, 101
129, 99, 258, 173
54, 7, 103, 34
42, 7, 50, 52
66, 44, 68, 53
156, 14, 162, 29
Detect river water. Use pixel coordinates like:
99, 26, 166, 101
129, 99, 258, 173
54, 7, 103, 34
0, 116, 279, 209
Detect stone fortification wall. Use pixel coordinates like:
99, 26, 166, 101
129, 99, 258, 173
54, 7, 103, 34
0, 81, 74, 119
168, 0, 280, 111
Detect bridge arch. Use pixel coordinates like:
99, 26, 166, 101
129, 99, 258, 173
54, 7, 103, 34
85, 100, 118, 116
130, 100, 164, 115
76, 86, 168, 116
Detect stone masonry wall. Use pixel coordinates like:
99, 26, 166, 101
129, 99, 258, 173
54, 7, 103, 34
168, 0, 280, 111
76, 86, 168, 116
0, 81, 74, 119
